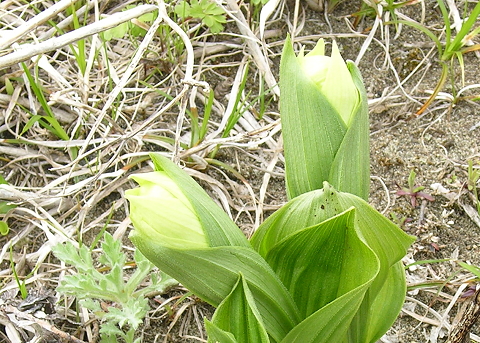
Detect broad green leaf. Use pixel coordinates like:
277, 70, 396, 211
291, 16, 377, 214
280, 285, 372, 343
102, 22, 129, 41
347, 261, 407, 343
0, 202, 16, 214
205, 274, 270, 343
265, 208, 379, 319
279, 37, 346, 199
252, 183, 414, 275
205, 322, 237, 343
129, 235, 301, 343
251, 183, 415, 341
150, 153, 250, 248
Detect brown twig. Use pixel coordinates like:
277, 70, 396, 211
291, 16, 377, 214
446, 287, 480, 343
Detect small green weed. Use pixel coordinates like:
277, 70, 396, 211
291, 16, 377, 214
52, 232, 178, 343
174, 0, 227, 34
396, 170, 435, 207
101, 8, 159, 41
20, 63, 70, 141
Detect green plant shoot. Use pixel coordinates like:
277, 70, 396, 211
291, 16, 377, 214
126, 154, 414, 343
279, 36, 370, 200
125, 37, 414, 343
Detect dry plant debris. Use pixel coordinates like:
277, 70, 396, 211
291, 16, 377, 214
0, 0, 479, 342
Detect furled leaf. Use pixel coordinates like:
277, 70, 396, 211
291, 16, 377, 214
279, 36, 370, 200
205, 274, 270, 343
328, 61, 370, 201
264, 208, 378, 319
150, 153, 250, 248
280, 38, 346, 199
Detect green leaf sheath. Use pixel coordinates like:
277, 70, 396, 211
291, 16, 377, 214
328, 62, 370, 201
279, 38, 346, 199
205, 274, 270, 343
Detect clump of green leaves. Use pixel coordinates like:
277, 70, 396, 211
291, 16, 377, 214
52, 232, 177, 343
125, 37, 415, 343
174, 0, 227, 34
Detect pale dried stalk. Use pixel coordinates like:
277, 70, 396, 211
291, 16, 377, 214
224, 0, 279, 96
0, 0, 84, 50
0, 4, 157, 69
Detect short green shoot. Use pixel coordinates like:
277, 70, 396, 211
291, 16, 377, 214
10, 246, 28, 299
390, 212, 411, 228
52, 232, 178, 343
66, 2, 88, 75
0, 175, 16, 236
190, 89, 214, 148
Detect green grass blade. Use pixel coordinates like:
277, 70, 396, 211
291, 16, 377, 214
445, 1, 480, 57
437, 0, 451, 49
393, 20, 443, 56
21, 63, 70, 140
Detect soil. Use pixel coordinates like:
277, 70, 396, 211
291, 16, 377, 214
0, 0, 480, 343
